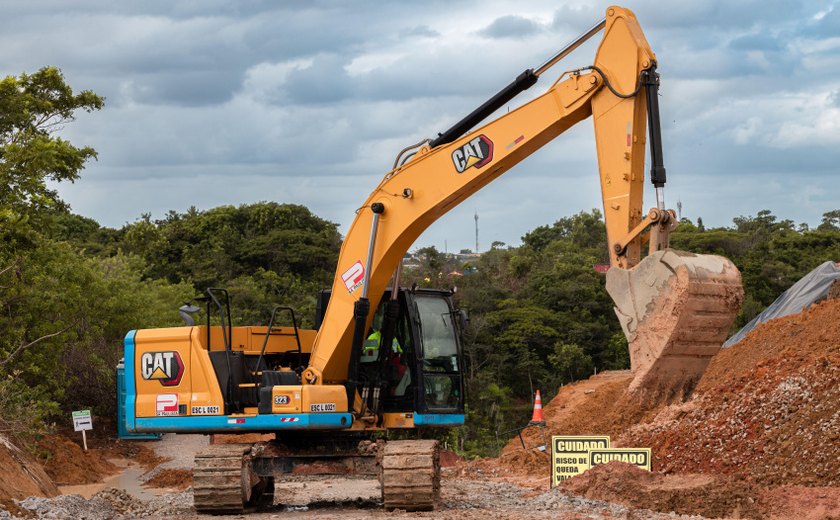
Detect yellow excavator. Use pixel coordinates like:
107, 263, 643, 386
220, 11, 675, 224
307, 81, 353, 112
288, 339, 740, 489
119, 6, 742, 513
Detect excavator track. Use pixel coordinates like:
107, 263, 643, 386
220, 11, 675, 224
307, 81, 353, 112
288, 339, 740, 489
607, 249, 743, 401
380, 440, 440, 511
193, 444, 272, 514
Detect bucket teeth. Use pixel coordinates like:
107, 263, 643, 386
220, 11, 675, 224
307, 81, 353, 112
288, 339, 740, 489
606, 249, 743, 400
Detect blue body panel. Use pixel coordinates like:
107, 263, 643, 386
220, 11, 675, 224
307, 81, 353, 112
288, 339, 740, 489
414, 413, 465, 426
134, 413, 353, 432
123, 330, 138, 434
117, 357, 160, 440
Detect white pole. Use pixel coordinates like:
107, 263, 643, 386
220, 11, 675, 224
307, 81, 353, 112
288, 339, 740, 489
82, 430, 88, 451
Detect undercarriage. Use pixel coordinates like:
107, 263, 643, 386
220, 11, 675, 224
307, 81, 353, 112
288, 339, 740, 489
192, 434, 440, 514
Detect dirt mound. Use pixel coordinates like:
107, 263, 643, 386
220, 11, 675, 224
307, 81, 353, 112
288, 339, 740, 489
143, 468, 192, 491
37, 434, 117, 485
0, 434, 58, 504
698, 299, 840, 392
211, 433, 274, 444
560, 461, 765, 519
757, 485, 840, 520
496, 370, 664, 476
487, 296, 840, 519
122, 441, 169, 471
439, 449, 461, 468
621, 299, 840, 486
497, 299, 839, 489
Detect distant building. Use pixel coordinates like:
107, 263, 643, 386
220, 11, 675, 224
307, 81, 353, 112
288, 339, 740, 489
401, 252, 421, 269
453, 251, 481, 262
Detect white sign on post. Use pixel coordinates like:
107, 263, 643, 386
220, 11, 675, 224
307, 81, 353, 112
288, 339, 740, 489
72, 410, 92, 431
72, 410, 92, 451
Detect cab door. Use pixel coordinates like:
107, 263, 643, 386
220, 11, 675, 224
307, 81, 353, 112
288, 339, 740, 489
407, 292, 465, 415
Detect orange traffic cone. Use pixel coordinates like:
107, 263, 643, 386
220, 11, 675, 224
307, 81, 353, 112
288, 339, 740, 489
529, 390, 545, 425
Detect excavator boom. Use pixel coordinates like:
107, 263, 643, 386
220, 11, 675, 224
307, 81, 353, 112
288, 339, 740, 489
306, 6, 743, 400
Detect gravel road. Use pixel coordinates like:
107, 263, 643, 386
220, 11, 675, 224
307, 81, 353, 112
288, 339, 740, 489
0, 433, 709, 519
5, 475, 708, 519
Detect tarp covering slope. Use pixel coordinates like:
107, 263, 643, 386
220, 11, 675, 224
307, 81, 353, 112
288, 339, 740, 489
723, 260, 840, 348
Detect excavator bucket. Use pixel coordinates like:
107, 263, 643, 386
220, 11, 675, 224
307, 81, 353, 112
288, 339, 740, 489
606, 249, 743, 401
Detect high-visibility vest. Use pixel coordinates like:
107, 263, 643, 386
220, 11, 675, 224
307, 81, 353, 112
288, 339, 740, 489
364, 330, 403, 354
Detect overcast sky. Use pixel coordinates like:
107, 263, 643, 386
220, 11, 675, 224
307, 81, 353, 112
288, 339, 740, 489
3, 1, 840, 252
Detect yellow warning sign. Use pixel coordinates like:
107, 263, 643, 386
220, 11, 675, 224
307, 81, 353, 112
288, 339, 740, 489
588, 448, 651, 471
551, 435, 610, 486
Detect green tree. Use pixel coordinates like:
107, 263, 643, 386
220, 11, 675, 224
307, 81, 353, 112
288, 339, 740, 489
818, 210, 840, 231
548, 342, 594, 385
0, 242, 194, 434
0, 67, 103, 237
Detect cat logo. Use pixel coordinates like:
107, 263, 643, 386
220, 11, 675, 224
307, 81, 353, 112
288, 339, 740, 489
140, 351, 184, 386
451, 135, 494, 173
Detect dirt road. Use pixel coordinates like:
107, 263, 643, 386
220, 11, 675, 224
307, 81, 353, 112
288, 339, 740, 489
178, 476, 706, 520
3, 432, 705, 519
6, 426, 838, 519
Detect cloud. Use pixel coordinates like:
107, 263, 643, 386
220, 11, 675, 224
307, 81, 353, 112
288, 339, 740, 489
804, 4, 840, 37
479, 15, 542, 39
5, 0, 840, 251
403, 25, 440, 38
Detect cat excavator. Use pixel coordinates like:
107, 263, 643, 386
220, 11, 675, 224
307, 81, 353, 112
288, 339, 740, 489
119, 6, 742, 513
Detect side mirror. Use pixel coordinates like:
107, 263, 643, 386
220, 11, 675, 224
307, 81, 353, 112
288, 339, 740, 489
458, 309, 469, 331
179, 303, 201, 326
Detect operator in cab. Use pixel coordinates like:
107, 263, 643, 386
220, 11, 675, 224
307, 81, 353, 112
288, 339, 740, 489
362, 310, 402, 361
362, 306, 411, 396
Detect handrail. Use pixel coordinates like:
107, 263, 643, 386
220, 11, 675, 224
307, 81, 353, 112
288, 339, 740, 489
255, 306, 304, 382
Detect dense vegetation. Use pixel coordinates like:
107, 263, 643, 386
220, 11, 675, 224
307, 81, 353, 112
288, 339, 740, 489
2, 69, 839, 458
419, 209, 840, 456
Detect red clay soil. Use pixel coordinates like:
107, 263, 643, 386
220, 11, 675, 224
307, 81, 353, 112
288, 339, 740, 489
757, 485, 840, 520
494, 370, 663, 476
561, 461, 766, 519
622, 299, 840, 486
487, 298, 840, 518
439, 449, 461, 468
143, 468, 192, 491
95, 438, 170, 472
211, 433, 275, 444
36, 434, 118, 485
497, 299, 840, 486
0, 434, 59, 503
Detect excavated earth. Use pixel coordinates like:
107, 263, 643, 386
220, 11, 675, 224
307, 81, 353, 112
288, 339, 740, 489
2, 300, 839, 519
0, 432, 708, 520
0, 434, 59, 514
486, 298, 840, 519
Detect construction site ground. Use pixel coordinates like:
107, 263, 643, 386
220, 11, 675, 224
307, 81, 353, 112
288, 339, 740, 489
1, 298, 839, 519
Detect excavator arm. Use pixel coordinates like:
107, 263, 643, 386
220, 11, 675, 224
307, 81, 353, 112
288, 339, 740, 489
121, 8, 743, 514
305, 6, 742, 402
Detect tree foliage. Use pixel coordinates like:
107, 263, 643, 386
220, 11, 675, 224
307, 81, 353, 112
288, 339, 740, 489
4, 68, 840, 463
400, 208, 840, 456
0, 67, 103, 238
119, 202, 341, 326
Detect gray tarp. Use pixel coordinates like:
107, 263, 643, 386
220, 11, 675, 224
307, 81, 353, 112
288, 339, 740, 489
723, 261, 840, 348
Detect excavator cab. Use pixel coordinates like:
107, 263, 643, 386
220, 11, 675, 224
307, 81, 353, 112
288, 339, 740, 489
316, 288, 465, 421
